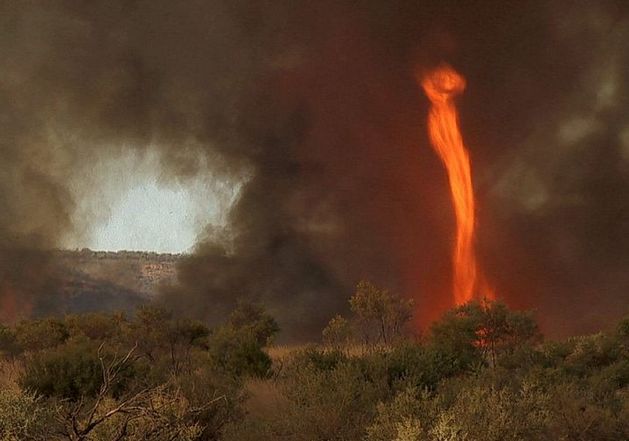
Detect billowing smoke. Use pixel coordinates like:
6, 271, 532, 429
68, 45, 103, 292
1, 1, 628, 337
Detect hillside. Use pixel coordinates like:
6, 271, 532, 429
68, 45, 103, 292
56, 249, 181, 297
47, 249, 183, 315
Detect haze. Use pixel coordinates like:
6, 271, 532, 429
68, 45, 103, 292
1, 0, 628, 337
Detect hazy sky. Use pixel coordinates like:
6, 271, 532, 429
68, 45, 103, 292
87, 180, 204, 253
62, 149, 242, 254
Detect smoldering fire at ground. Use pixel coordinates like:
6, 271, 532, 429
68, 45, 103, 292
1, 0, 629, 341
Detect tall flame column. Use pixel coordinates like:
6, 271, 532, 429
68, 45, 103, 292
420, 65, 479, 305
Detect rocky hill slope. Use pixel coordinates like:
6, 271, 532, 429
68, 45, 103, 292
49, 249, 182, 314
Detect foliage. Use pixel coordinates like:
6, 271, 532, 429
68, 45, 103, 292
89, 392, 204, 441
366, 387, 435, 441
383, 343, 464, 391
544, 381, 629, 440
0, 324, 19, 358
321, 315, 353, 350
0, 388, 52, 440
349, 281, 414, 346
368, 378, 552, 441
225, 351, 391, 441
129, 305, 210, 376
321, 281, 414, 350
20, 339, 102, 400
206, 302, 278, 379
617, 314, 629, 338
227, 301, 280, 347
173, 361, 245, 440
289, 346, 348, 371
64, 312, 127, 342
0, 301, 281, 440
1, 295, 629, 441
208, 326, 273, 378
430, 300, 541, 368
19, 337, 137, 401
14, 318, 69, 353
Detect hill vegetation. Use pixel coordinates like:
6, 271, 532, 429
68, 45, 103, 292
27, 250, 184, 318
1, 282, 628, 440
56, 249, 180, 298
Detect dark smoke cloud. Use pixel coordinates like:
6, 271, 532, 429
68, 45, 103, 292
1, 0, 628, 337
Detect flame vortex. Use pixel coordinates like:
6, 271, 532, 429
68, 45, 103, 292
420, 65, 482, 305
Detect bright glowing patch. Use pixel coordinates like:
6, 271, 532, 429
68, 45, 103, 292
88, 180, 205, 253
63, 149, 244, 254
419, 64, 495, 305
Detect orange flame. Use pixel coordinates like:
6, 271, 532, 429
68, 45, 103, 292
420, 64, 491, 305
0, 281, 31, 323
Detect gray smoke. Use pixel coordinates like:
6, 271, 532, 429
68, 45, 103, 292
1, 0, 628, 337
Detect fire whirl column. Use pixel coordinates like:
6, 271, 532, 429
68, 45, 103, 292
420, 64, 491, 305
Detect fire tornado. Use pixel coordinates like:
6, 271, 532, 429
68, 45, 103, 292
420, 64, 486, 305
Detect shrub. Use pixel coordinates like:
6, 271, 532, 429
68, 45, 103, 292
278, 358, 390, 440
227, 301, 280, 346
429, 300, 541, 369
383, 343, 463, 392
366, 387, 437, 441
322, 315, 353, 350
369, 378, 551, 441
174, 361, 245, 440
208, 326, 273, 378
349, 281, 414, 346
0, 324, 19, 358
546, 382, 629, 440
19, 338, 137, 400
288, 346, 348, 372
64, 311, 128, 341
14, 318, 68, 352
0, 388, 54, 440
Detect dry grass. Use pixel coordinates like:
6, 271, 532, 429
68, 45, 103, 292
266, 344, 303, 362
266, 343, 380, 361
0, 358, 22, 392
243, 378, 289, 419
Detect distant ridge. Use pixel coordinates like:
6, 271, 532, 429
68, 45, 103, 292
46, 249, 184, 315
56, 249, 182, 297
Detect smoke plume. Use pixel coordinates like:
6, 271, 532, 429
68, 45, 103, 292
1, 0, 628, 337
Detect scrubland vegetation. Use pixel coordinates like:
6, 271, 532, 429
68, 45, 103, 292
1, 282, 628, 440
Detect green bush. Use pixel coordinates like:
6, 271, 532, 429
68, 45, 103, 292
0, 388, 54, 440
322, 314, 353, 350
0, 325, 19, 357
14, 318, 68, 352
289, 346, 348, 371
64, 311, 128, 341
19, 338, 137, 400
234, 357, 389, 441
366, 387, 438, 441
383, 343, 463, 391
208, 326, 273, 378
227, 301, 280, 346
2, 298, 628, 441
174, 361, 245, 440
368, 377, 551, 441
429, 300, 541, 369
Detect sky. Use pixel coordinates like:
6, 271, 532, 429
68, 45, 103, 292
60, 149, 243, 254
85, 180, 207, 253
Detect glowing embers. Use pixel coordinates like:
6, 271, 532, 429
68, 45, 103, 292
420, 64, 493, 305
